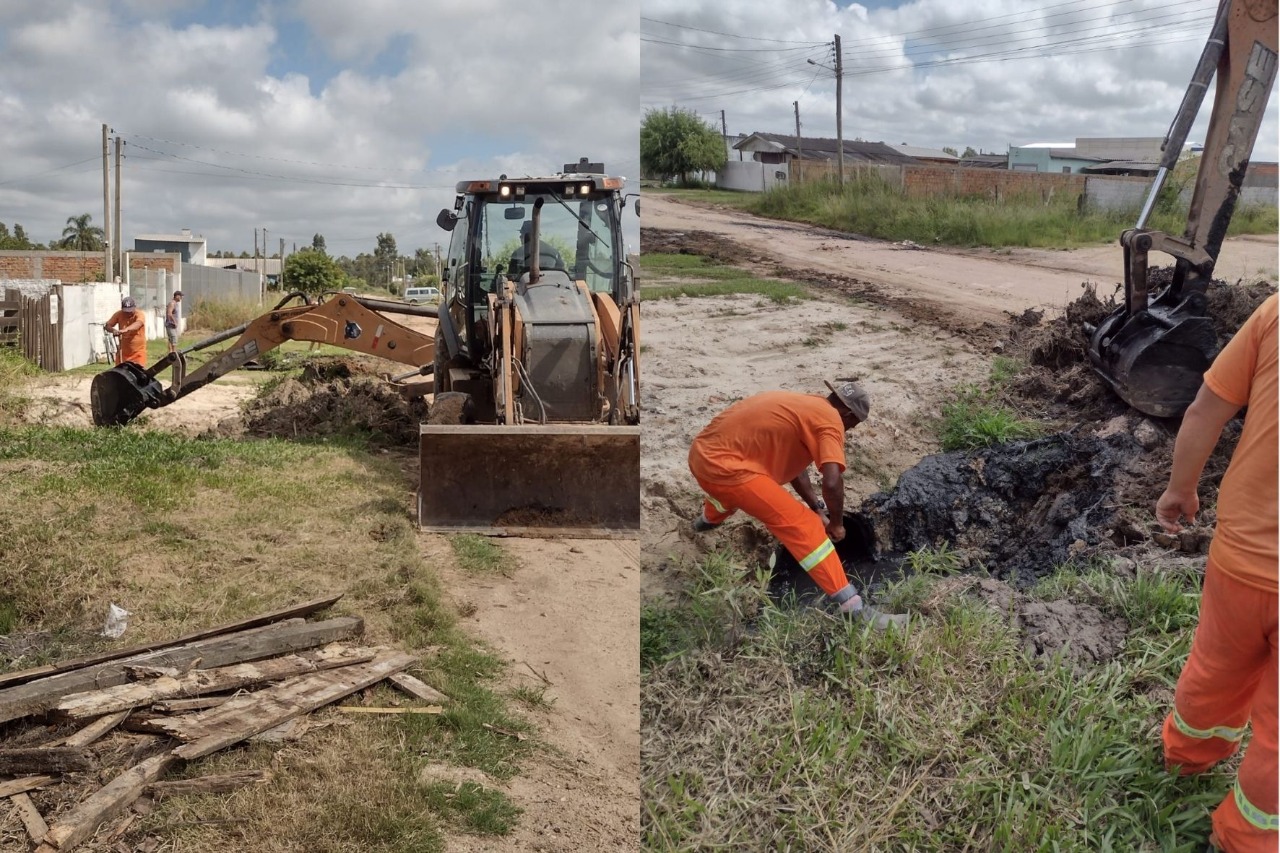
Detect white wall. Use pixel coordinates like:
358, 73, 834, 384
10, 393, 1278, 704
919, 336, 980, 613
717, 160, 790, 192
58, 281, 174, 370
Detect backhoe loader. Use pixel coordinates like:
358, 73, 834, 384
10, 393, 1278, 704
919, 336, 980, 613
89, 158, 640, 537
423, 159, 640, 534
1086, 0, 1277, 417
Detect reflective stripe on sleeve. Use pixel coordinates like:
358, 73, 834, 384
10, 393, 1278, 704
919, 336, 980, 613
799, 539, 835, 571
705, 494, 727, 513
1234, 782, 1280, 831
1172, 708, 1247, 743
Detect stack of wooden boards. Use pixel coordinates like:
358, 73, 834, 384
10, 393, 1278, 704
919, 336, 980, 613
0, 595, 448, 852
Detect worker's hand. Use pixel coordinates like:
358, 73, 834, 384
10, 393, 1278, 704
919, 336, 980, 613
1156, 487, 1199, 534
826, 518, 846, 543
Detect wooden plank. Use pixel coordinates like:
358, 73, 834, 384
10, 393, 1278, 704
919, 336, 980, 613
0, 776, 56, 798
147, 769, 271, 798
0, 616, 363, 725
335, 706, 443, 715
0, 595, 344, 690
36, 752, 177, 853
0, 748, 93, 775
54, 711, 129, 749
172, 653, 415, 759
151, 696, 230, 713
11, 792, 49, 844
55, 645, 377, 719
388, 672, 450, 704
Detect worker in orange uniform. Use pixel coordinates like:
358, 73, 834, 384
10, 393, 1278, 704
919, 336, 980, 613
105, 296, 148, 368
1156, 293, 1277, 853
689, 379, 883, 619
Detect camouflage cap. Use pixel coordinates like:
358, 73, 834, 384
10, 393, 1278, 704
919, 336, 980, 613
824, 378, 870, 422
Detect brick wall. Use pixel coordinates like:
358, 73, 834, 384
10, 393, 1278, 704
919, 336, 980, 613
901, 166, 1084, 201
0, 251, 180, 283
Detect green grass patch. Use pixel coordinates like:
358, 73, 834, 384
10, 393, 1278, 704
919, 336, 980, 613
904, 542, 965, 575
185, 297, 267, 333
939, 384, 1043, 451
448, 534, 509, 575
640, 252, 807, 304
421, 782, 521, 835
642, 552, 1228, 851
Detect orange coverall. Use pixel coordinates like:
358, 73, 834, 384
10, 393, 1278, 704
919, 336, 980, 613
688, 391, 857, 606
1162, 295, 1277, 851
106, 309, 147, 368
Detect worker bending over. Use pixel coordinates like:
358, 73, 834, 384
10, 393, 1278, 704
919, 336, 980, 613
689, 379, 876, 617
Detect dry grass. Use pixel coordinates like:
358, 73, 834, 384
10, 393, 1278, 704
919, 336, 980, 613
0, 426, 530, 851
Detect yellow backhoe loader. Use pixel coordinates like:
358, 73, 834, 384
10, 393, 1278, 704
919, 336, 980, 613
89, 158, 641, 537
1086, 0, 1277, 417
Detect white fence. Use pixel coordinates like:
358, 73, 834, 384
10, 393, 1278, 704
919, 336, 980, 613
717, 160, 790, 192
180, 263, 263, 306
1079, 176, 1276, 212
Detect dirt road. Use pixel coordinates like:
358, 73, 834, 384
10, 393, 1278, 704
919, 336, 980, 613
644, 194, 1278, 325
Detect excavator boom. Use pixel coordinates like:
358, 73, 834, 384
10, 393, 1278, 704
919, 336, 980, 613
1087, 0, 1278, 417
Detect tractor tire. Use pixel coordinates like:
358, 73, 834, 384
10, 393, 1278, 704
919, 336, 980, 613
428, 391, 476, 425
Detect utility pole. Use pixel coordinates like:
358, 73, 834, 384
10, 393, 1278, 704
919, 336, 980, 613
114, 136, 123, 278
834, 34, 845, 187
101, 124, 113, 283
808, 36, 845, 187
720, 109, 727, 139
794, 100, 803, 179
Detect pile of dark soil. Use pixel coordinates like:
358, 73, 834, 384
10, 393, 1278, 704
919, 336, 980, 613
226, 357, 425, 445
848, 273, 1270, 585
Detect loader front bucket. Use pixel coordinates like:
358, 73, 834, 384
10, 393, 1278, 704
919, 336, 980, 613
1086, 292, 1217, 418
418, 424, 641, 537
90, 363, 167, 427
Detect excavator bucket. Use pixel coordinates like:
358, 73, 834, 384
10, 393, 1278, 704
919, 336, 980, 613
418, 424, 641, 537
90, 363, 167, 427
1087, 293, 1217, 418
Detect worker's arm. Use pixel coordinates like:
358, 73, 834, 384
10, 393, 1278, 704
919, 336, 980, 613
1155, 383, 1242, 533
789, 473, 823, 511
819, 462, 845, 542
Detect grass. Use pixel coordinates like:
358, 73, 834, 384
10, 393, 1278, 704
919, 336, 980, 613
0, 419, 532, 850
690, 174, 1280, 249
0, 347, 39, 421
185, 297, 270, 333
448, 534, 509, 575
939, 383, 1044, 452
639, 252, 808, 304
642, 547, 1231, 851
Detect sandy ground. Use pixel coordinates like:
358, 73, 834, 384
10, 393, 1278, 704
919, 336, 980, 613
429, 536, 640, 852
644, 193, 1278, 325
16, 372, 262, 433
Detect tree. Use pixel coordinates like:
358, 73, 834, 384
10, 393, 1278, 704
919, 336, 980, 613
942, 146, 959, 156
641, 107, 726, 186
59, 213, 104, 251
0, 223, 37, 250
312, 233, 327, 254
374, 233, 398, 287
962, 146, 978, 158
283, 248, 344, 296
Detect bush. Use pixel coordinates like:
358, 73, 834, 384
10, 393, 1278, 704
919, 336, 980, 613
185, 299, 265, 333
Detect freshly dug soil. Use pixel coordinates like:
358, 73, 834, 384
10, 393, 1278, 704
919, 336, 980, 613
240, 375, 425, 445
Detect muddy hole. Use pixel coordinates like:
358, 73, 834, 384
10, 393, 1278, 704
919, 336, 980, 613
767, 513, 906, 608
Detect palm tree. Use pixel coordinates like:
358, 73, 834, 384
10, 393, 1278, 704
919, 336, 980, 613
60, 213, 105, 251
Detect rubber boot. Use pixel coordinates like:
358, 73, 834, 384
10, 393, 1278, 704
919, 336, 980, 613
858, 605, 910, 631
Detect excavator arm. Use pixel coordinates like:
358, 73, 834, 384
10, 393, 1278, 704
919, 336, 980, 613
90, 292, 438, 427
1087, 0, 1278, 417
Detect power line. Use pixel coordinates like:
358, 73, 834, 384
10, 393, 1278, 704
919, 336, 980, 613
641, 16, 827, 45
127, 155, 457, 190
0, 156, 101, 187
640, 36, 819, 53
119, 132, 474, 174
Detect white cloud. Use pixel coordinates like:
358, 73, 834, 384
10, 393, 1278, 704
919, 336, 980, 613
641, 0, 1278, 161
0, 0, 640, 256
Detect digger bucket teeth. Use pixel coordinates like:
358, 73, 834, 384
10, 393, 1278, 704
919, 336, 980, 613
1087, 299, 1217, 418
90, 363, 167, 427
418, 424, 641, 537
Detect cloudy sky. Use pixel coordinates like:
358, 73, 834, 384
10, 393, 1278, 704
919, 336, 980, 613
642, 0, 1279, 162
0, 0, 640, 258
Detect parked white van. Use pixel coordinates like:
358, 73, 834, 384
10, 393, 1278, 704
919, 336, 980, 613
404, 286, 441, 305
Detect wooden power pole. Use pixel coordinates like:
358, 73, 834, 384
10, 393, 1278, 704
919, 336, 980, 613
834, 34, 845, 187
794, 101, 802, 178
